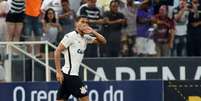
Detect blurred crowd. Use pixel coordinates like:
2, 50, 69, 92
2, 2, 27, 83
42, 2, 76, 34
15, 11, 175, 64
0, 0, 201, 58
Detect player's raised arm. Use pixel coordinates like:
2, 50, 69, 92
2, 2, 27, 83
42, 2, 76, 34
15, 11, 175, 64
92, 30, 107, 44
84, 26, 107, 45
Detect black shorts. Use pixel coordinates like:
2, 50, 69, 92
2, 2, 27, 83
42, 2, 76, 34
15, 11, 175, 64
56, 73, 88, 100
6, 11, 24, 23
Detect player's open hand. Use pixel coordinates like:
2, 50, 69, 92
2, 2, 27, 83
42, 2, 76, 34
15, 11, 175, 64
83, 26, 94, 34
80, 25, 94, 34
56, 71, 64, 84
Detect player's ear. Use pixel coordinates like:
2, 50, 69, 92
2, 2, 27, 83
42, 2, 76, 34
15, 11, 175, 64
75, 22, 79, 28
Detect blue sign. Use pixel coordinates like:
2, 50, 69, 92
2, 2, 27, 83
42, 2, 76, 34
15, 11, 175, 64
0, 81, 163, 101
86, 81, 163, 101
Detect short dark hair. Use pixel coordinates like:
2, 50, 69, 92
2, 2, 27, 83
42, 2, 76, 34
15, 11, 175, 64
75, 15, 87, 22
109, 0, 119, 7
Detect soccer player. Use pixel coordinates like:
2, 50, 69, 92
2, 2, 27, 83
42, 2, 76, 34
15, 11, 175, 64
54, 16, 107, 101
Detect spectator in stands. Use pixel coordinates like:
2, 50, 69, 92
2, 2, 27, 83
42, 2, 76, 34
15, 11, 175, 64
23, 0, 42, 57
5, 0, 24, 42
152, 0, 170, 15
103, 0, 127, 57
115, 0, 125, 11
186, 0, 201, 56
135, 0, 156, 56
5, 0, 24, 57
0, 0, 9, 42
57, 0, 75, 43
41, 8, 61, 58
0, 0, 8, 58
120, 0, 137, 56
41, 0, 62, 18
77, 0, 104, 57
153, 5, 175, 57
171, 0, 188, 56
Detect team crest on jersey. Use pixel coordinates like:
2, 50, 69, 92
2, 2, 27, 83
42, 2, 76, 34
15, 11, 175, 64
77, 49, 84, 54
80, 86, 87, 94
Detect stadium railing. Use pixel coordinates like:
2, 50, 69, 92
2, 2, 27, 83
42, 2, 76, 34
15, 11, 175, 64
0, 41, 107, 82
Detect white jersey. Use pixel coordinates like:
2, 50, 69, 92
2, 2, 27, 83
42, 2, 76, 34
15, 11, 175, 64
61, 31, 95, 76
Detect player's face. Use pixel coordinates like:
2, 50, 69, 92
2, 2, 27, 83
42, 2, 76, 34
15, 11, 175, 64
76, 18, 89, 32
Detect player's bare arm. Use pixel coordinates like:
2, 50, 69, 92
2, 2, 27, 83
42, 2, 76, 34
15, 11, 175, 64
92, 30, 107, 44
54, 43, 65, 84
83, 26, 107, 44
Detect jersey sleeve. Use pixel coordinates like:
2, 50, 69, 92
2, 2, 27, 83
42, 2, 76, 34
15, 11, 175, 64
60, 34, 73, 48
84, 35, 96, 44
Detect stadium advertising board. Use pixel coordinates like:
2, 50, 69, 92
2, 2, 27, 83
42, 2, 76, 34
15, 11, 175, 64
81, 58, 201, 81
12, 57, 201, 81
0, 81, 162, 101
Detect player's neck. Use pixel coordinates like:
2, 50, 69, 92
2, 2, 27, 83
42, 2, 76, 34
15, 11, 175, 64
75, 28, 84, 36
